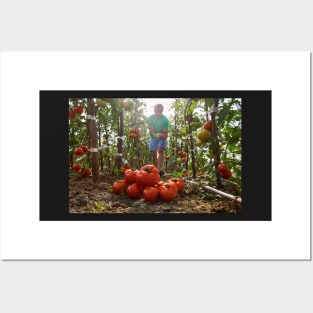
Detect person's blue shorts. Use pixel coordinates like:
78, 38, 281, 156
149, 137, 167, 151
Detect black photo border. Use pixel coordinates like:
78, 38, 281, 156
40, 90, 271, 221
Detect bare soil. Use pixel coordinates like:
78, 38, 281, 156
69, 172, 241, 215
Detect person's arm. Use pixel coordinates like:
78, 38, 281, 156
158, 116, 169, 139
149, 125, 159, 138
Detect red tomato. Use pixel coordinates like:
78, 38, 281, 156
140, 164, 159, 173
159, 182, 178, 201
157, 181, 166, 188
69, 109, 76, 119
72, 163, 81, 171
136, 165, 160, 187
167, 178, 184, 193
74, 148, 83, 156
134, 129, 140, 137
81, 145, 88, 153
112, 179, 127, 195
203, 120, 212, 131
136, 171, 160, 187
126, 183, 142, 199
75, 106, 84, 114
128, 133, 137, 138
143, 186, 159, 203
121, 164, 131, 174
82, 168, 91, 178
217, 163, 228, 171
219, 168, 232, 179
124, 169, 138, 184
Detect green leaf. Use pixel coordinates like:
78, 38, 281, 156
187, 100, 196, 115
217, 104, 232, 127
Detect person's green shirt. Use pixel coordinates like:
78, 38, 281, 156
147, 114, 169, 138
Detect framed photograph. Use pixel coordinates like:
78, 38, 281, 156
40, 90, 271, 221
1, 52, 310, 260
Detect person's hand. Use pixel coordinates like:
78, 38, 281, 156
158, 133, 167, 140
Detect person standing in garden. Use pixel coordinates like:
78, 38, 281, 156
147, 103, 169, 176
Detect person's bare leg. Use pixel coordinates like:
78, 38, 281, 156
152, 150, 158, 168
157, 147, 165, 173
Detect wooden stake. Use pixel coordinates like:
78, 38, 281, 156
87, 98, 100, 185
187, 180, 241, 203
203, 185, 241, 203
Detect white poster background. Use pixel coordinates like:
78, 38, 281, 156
0, 52, 310, 260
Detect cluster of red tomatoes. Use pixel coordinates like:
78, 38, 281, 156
72, 144, 91, 178
112, 164, 184, 203
177, 151, 188, 163
69, 106, 84, 119
128, 128, 141, 139
72, 164, 92, 178
218, 163, 232, 179
196, 120, 213, 146
165, 151, 188, 164
74, 145, 88, 156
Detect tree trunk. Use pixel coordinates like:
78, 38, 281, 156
117, 105, 124, 171
134, 100, 140, 168
187, 119, 196, 179
211, 98, 222, 189
104, 131, 111, 170
185, 100, 196, 179
98, 128, 103, 171
174, 111, 178, 172
87, 98, 100, 184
